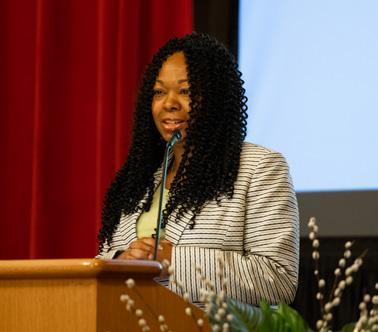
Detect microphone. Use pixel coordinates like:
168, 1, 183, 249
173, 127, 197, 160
167, 129, 182, 149
153, 130, 182, 260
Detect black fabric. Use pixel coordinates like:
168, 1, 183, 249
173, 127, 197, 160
292, 237, 378, 330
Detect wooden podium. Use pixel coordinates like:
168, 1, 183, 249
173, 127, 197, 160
0, 259, 211, 332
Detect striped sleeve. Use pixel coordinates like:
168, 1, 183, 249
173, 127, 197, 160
170, 151, 299, 305
95, 240, 120, 259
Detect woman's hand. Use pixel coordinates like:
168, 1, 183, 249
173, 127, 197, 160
116, 237, 173, 266
115, 237, 154, 260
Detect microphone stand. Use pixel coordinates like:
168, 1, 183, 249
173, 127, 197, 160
153, 130, 182, 260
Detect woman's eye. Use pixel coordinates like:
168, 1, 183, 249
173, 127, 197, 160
180, 88, 190, 95
153, 89, 164, 96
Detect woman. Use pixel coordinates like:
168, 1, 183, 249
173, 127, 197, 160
97, 33, 299, 306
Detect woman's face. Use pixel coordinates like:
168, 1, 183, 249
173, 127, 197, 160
152, 52, 191, 143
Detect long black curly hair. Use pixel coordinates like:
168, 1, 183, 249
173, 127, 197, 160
98, 33, 248, 251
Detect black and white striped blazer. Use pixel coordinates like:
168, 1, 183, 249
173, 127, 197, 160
98, 142, 299, 305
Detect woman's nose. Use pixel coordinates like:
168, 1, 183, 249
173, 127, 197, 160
163, 91, 180, 111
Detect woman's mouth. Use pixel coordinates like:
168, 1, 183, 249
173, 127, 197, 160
161, 119, 185, 131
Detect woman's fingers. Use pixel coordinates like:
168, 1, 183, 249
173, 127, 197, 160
127, 248, 151, 260
116, 238, 169, 261
129, 239, 153, 252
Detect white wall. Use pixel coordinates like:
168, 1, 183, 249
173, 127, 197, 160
239, 0, 378, 192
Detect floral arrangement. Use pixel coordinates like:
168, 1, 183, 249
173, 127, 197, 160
120, 217, 378, 332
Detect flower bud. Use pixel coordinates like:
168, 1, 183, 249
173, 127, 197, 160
344, 250, 351, 259
346, 276, 353, 285
136, 309, 144, 317
345, 241, 353, 249
312, 251, 320, 260
126, 278, 135, 288
308, 217, 316, 227
324, 302, 332, 312
338, 258, 346, 268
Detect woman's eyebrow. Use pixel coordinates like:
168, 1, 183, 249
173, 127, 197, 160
155, 79, 188, 85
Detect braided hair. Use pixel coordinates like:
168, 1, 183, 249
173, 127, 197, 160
98, 33, 248, 251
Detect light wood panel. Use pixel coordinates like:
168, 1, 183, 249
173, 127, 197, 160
0, 259, 210, 332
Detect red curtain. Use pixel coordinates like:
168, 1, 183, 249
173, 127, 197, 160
0, 0, 192, 259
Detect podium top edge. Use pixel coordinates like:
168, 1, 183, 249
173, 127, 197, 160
0, 258, 162, 279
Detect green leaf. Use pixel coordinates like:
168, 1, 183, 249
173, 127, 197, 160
257, 300, 312, 332
339, 322, 356, 332
226, 298, 263, 332
208, 298, 312, 332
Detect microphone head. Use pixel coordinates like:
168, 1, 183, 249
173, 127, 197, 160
167, 129, 182, 149
173, 129, 182, 141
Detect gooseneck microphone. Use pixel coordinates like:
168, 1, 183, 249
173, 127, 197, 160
153, 129, 182, 260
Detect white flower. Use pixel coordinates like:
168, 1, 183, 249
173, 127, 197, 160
222, 322, 230, 332
359, 302, 366, 311
345, 267, 353, 276
197, 319, 204, 327
308, 217, 316, 227
217, 308, 226, 317
363, 294, 371, 303
350, 264, 359, 273
309, 232, 316, 240
138, 318, 147, 327
318, 279, 326, 288
338, 258, 346, 268
312, 251, 320, 260
226, 314, 233, 322
120, 294, 129, 302
135, 309, 143, 317
334, 268, 341, 276
158, 315, 165, 323
346, 276, 353, 285
344, 250, 351, 259
316, 320, 324, 329
183, 293, 190, 302
338, 280, 346, 289
355, 258, 363, 267
324, 302, 332, 312
332, 297, 340, 306
312, 239, 320, 248
345, 241, 353, 249
126, 278, 135, 288
185, 307, 192, 316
